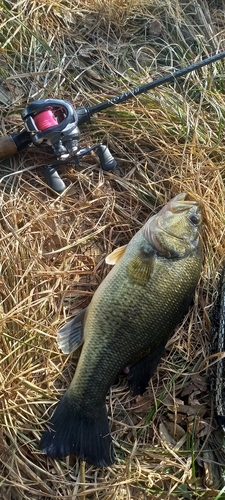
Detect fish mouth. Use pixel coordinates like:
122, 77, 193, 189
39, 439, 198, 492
160, 193, 199, 215
156, 226, 184, 241
146, 224, 200, 258
147, 225, 199, 255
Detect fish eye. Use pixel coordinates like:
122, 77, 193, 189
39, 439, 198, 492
189, 214, 200, 225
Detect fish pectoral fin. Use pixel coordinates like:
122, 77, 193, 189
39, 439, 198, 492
39, 393, 114, 467
105, 244, 127, 265
127, 245, 155, 285
128, 345, 165, 395
57, 307, 87, 354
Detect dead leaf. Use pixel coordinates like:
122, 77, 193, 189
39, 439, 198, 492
0, 83, 13, 105
162, 394, 184, 407
132, 395, 152, 413
181, 374, 207, 397
85, 69, 103, 81
190, 419, 212, 439
159, 421, 176, 447
148, 20, 162, 36
164, 420, 186, 440
176, 404, 207, 416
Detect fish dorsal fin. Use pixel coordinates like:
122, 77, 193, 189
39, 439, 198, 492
127, 244, 155, 285
105, 244, 127, 265
57, 307, 87, 354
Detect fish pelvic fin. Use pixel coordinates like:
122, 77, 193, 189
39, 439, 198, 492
105, 244, 127, 265
40, 394, 115, 467
128, 345, 165, 395
57, 307, 88, 354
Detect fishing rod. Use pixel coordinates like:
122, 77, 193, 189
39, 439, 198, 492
1, 50, 225, 193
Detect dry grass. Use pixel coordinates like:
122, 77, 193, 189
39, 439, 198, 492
0, 0, 225, 498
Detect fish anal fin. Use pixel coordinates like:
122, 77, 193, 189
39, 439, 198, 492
39, 394, 114, 467
127, 244, 155, 285
57, 307, 87, 354
128, 345, 165, 395
105, 244, 127, 265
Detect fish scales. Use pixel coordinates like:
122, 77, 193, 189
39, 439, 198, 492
72, 245, 201, 403
40, 193, 203, 467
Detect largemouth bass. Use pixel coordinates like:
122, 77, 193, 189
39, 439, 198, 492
40, 193, 203, 467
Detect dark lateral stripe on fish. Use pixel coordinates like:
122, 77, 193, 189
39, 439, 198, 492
39, 395, 114, 467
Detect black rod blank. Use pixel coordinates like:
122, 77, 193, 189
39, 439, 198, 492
88, 50, 225, 116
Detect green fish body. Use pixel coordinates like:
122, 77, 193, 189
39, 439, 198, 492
40, 193, 203, 466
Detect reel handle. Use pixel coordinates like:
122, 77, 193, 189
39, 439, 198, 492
44, 165, 66, 193
96, 145, 117, 171
0, 133, 66, 193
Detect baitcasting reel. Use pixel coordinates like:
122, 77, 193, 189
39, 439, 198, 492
22, 99, 117, 192
1, 50, 225, 193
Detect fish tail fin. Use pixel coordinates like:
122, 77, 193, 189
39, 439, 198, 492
40, 394, 114, 467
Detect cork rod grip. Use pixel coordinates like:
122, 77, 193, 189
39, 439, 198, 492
0, 135, 18, 160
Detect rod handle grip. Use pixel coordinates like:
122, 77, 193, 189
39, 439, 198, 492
0, 135, 18, 160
